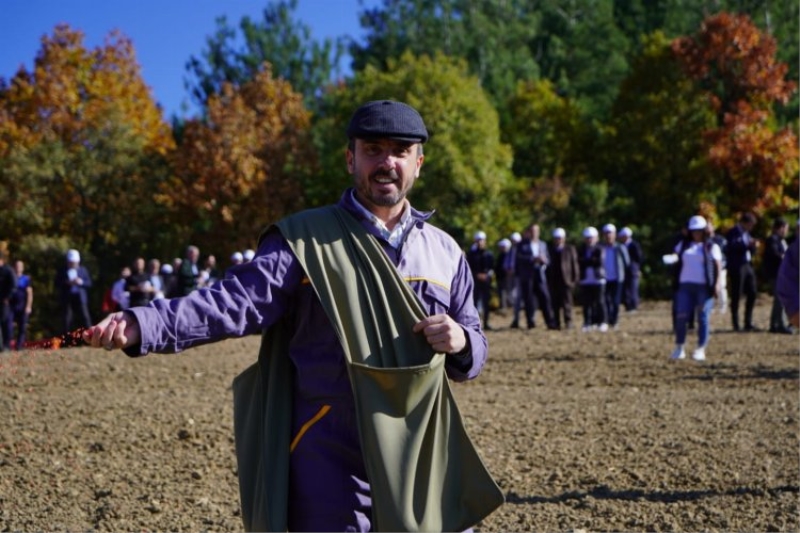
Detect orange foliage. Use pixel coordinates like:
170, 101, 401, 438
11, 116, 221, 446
168, 65, 313, 250
672, 13, 798, 216
0, 24, 173, 156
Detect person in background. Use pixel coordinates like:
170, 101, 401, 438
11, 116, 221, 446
81, 100, 494, 531
200, 254, 221, 288
618, 227, 644, 313
111, 266, 131, 311
601, 224, 630, 330
177, 245, 201, 296
510, 224, 550, 329
494, 238, 512, 312
8, 259, 32, 350
762, 217, 792, 334
160, 263, 179, 298
466, 230, 494, 330
725, 212, 759, 331
146, 258, 165, 300
56, 249, 92, 334
578, 226, 607, 332
505, 231, 523, 320
707, 221, 728, 314
547, 227, 580, 330
0, 251, 17, 351
126, 257, 154, 308
776, 230, 799, 329
670, 216, 722, 361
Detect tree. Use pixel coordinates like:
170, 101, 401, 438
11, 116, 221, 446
168, 65, 313, 255
314, 51, 516, 242
672, 12, 798, 217
185, 0, 344, 112
0, 24, 175, 334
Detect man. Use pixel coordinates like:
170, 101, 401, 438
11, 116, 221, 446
494, 238, 512, 312
55, 249, 92, 334
177, 245, 201, 296
8, 259, 32, 350
708, 221, 728, 314
601, 224, 630, 329
466, 230, 495, 329
725, 212, 759, 331
762, 218, 791, 333
0, 251, 17, 351
618, 227, 643, 313
125, 257, 154, 308
776, 233, 799, 329
547, 227, 579, 329
82, 100, 498, 531
510, 224, 554, 329
578, 227, 607, 331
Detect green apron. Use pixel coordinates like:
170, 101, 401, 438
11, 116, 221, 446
233, 205, 504, 531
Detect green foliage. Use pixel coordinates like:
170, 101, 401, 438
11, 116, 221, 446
314, 51, 515, 242
185, 0, 344, 112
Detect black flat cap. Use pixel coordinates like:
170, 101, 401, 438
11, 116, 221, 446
346, 100, 429, 143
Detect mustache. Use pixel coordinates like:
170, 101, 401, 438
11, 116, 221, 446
370, 168, 398, 180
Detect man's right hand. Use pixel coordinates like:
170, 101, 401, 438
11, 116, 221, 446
82, 311, 141, 351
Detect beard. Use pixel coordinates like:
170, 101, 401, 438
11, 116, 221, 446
355, 167, 411, 208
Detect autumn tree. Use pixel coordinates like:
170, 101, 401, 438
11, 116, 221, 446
0, 24, 175, 335
672, 12, 798, 218
314, 51, 516, 242
168, 65, 312, 255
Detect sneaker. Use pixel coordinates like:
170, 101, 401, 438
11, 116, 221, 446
581, 325, 592, 333
670, 346, 686, 360
599, 323, 609, 332
692, 347, 706, 361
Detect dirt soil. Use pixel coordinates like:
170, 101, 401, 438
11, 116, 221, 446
1, 298, 797, 532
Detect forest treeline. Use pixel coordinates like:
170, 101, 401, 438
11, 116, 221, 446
0, 0, 797, 338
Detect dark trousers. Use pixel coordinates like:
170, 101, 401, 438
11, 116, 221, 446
623, 273, 640, 311
728, 264, 757, 329
604, 280, 623, 326
9, 309, 29, 350
64, 295, 92, 333
550, 281, 574, 329
512, 277, 536, 327
532, 275, 555, 327
0, 302, 10, 351
473, 280, 492, 327
581, 284, 606, 326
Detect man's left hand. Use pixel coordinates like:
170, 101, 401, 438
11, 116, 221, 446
413, 314, 467, 355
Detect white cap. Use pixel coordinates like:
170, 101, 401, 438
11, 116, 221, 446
510, 232, 522, 243
619, 227, 632, 238
498, 238, 511, 250
688, 215, 707, 231
66, 249, 80, 263
583, 226, 598, 238
474, 231, 487, 241
552, 228, 566, 239
160, 264, 173, 275
602, 223, 616, 234
243, 249, 255, 261
231, 251, 243, 263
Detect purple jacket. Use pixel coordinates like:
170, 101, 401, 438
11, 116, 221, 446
776, 238, 799, 319
125, 189, 487, 404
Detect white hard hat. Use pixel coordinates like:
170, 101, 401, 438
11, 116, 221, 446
243, 249, 255, 261
66, 249, 80, 263
160, 264, 173, 275
474, 231, 487, 241
552, 227, 566, 239
688, 215, 707, 231
231, 251, 244, 263
583, 226, 598, 238
510, 232, 522, 243
498, 238, 511, 249
619, 227, 632, 238
602, 223, 616, 234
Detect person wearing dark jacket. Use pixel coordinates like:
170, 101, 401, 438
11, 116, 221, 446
762, 218, 791, 333
0, 251, 17, 351
55, 249, 92, 334
619, 227, 644, 312
466, 231, 495, 329
547, 228, 580, 329
725, 212, 759, 331
578, 226, 608, 332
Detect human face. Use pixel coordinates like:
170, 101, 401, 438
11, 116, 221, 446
347, 138, 424, 218
691, 229, 705, 242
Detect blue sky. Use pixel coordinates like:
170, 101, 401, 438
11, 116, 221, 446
0, 0, 379, 118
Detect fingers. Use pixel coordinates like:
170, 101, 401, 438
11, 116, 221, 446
83, 313, 128, 351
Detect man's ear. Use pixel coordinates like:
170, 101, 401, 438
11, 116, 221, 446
346, 147, 354, 174
415, 153, 424, 178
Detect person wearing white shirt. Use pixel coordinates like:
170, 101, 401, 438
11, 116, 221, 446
670, 216, 723, 361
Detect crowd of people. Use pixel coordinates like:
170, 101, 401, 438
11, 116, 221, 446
466, 212, 797, 360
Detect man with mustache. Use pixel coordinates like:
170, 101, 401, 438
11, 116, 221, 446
82, 100, 497, 531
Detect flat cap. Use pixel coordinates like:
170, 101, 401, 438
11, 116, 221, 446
346, 100, 429, 143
